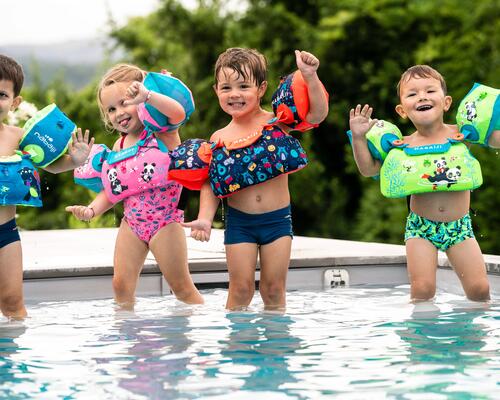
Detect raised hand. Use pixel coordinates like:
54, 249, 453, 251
65, 205, 95, 222
349, 104, 378, 139
295, 50, 320, 78
181, 218, 212, 242
69, 128, 94, 167
123, 81, 149, 105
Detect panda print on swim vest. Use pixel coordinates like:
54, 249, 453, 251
141, 162, 156, 183
465, 101, 477, 122
421, 157, 461, 190
107, 167, 129, 196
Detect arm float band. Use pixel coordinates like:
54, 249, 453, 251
271, 70, 329, 132
456, 83, 499, 147
137, 71, 195, 133
20, 104, 76, 167
346, 120, 403, 162
73, 143, 110, 193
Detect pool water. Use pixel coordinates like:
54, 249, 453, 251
1, 286, 499, 399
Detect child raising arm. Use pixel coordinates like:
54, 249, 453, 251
171, 49, 328, 310
66, 64, 203, 308
349, 65, 497, 302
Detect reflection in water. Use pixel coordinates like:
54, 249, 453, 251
99, 308, 305, 398
90, 308, 305, 398
0, 323, 30, 398
389, 303, 495, 397
97, 313, 193, 400
213, 312, 304, 397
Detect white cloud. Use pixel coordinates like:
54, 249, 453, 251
1, 0, 161, 45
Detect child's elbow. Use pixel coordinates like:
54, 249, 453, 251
487, 130, 500, 148
169, 109, 186, 125
358, 162, 381, 178
306, 107, 329, 125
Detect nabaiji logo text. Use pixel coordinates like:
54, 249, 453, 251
34, 131, 57, 153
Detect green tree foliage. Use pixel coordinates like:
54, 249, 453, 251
18, 0, 499, 253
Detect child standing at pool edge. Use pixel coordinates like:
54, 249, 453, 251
170, 49, 328, 310
349, 65, 499, 302
1, 54, 93, 319
66, 64, 203, 307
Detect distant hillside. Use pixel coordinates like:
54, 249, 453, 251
0, 38, 123, 89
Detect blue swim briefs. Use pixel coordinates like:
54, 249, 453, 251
0, 218, 20, 249
224, 204, 293, 245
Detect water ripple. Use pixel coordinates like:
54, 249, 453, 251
0, 287, 498, 399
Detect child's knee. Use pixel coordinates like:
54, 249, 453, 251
465, 280, 490, 301
259, 281, 286, 303
112, 275, 134, 296
230, 282, 255, 303
411, 280, 436, 301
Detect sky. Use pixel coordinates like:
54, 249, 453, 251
1, 0, 174, 45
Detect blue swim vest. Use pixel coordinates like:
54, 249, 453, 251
0, 152, 42, 207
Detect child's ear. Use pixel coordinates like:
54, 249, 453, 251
258, 81, 268, 98
395, 104, 407, 119
11, 95, 22, 110
443, 95, 452, 112
212, 84, 218, 95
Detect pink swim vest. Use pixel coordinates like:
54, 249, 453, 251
74, 131, 175, 204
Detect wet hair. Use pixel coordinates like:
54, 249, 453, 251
0, 54, 24, 97
214, 47, 267, 87
97, 63, 145, 130
397, 65, 447, 97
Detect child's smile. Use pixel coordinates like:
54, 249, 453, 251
416, 104, 433, 112
227, 99, 246, 109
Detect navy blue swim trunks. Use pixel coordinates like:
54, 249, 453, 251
0, 218, 20, 249
224, 205, 293, 245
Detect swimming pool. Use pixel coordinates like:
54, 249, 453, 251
1, 286, 499, 399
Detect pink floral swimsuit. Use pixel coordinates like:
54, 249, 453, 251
118, 134, 184, 243
123, 184, 183, 243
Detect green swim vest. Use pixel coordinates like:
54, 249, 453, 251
380, 140, 482, 198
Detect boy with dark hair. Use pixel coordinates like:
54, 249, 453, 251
0, 54, 92, 319
176, 48, 329, 310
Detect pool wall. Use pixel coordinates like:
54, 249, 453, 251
21, 228, 500, 301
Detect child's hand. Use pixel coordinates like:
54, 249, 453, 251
69, 128, 94, 167
124, 81, 149, 105
181, 219, 212, 242
295, 50, 320, 78
349, 104, 378, 139
65, 205, 95, 222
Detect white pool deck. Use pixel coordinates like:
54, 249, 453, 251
20, 228, 500, 300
